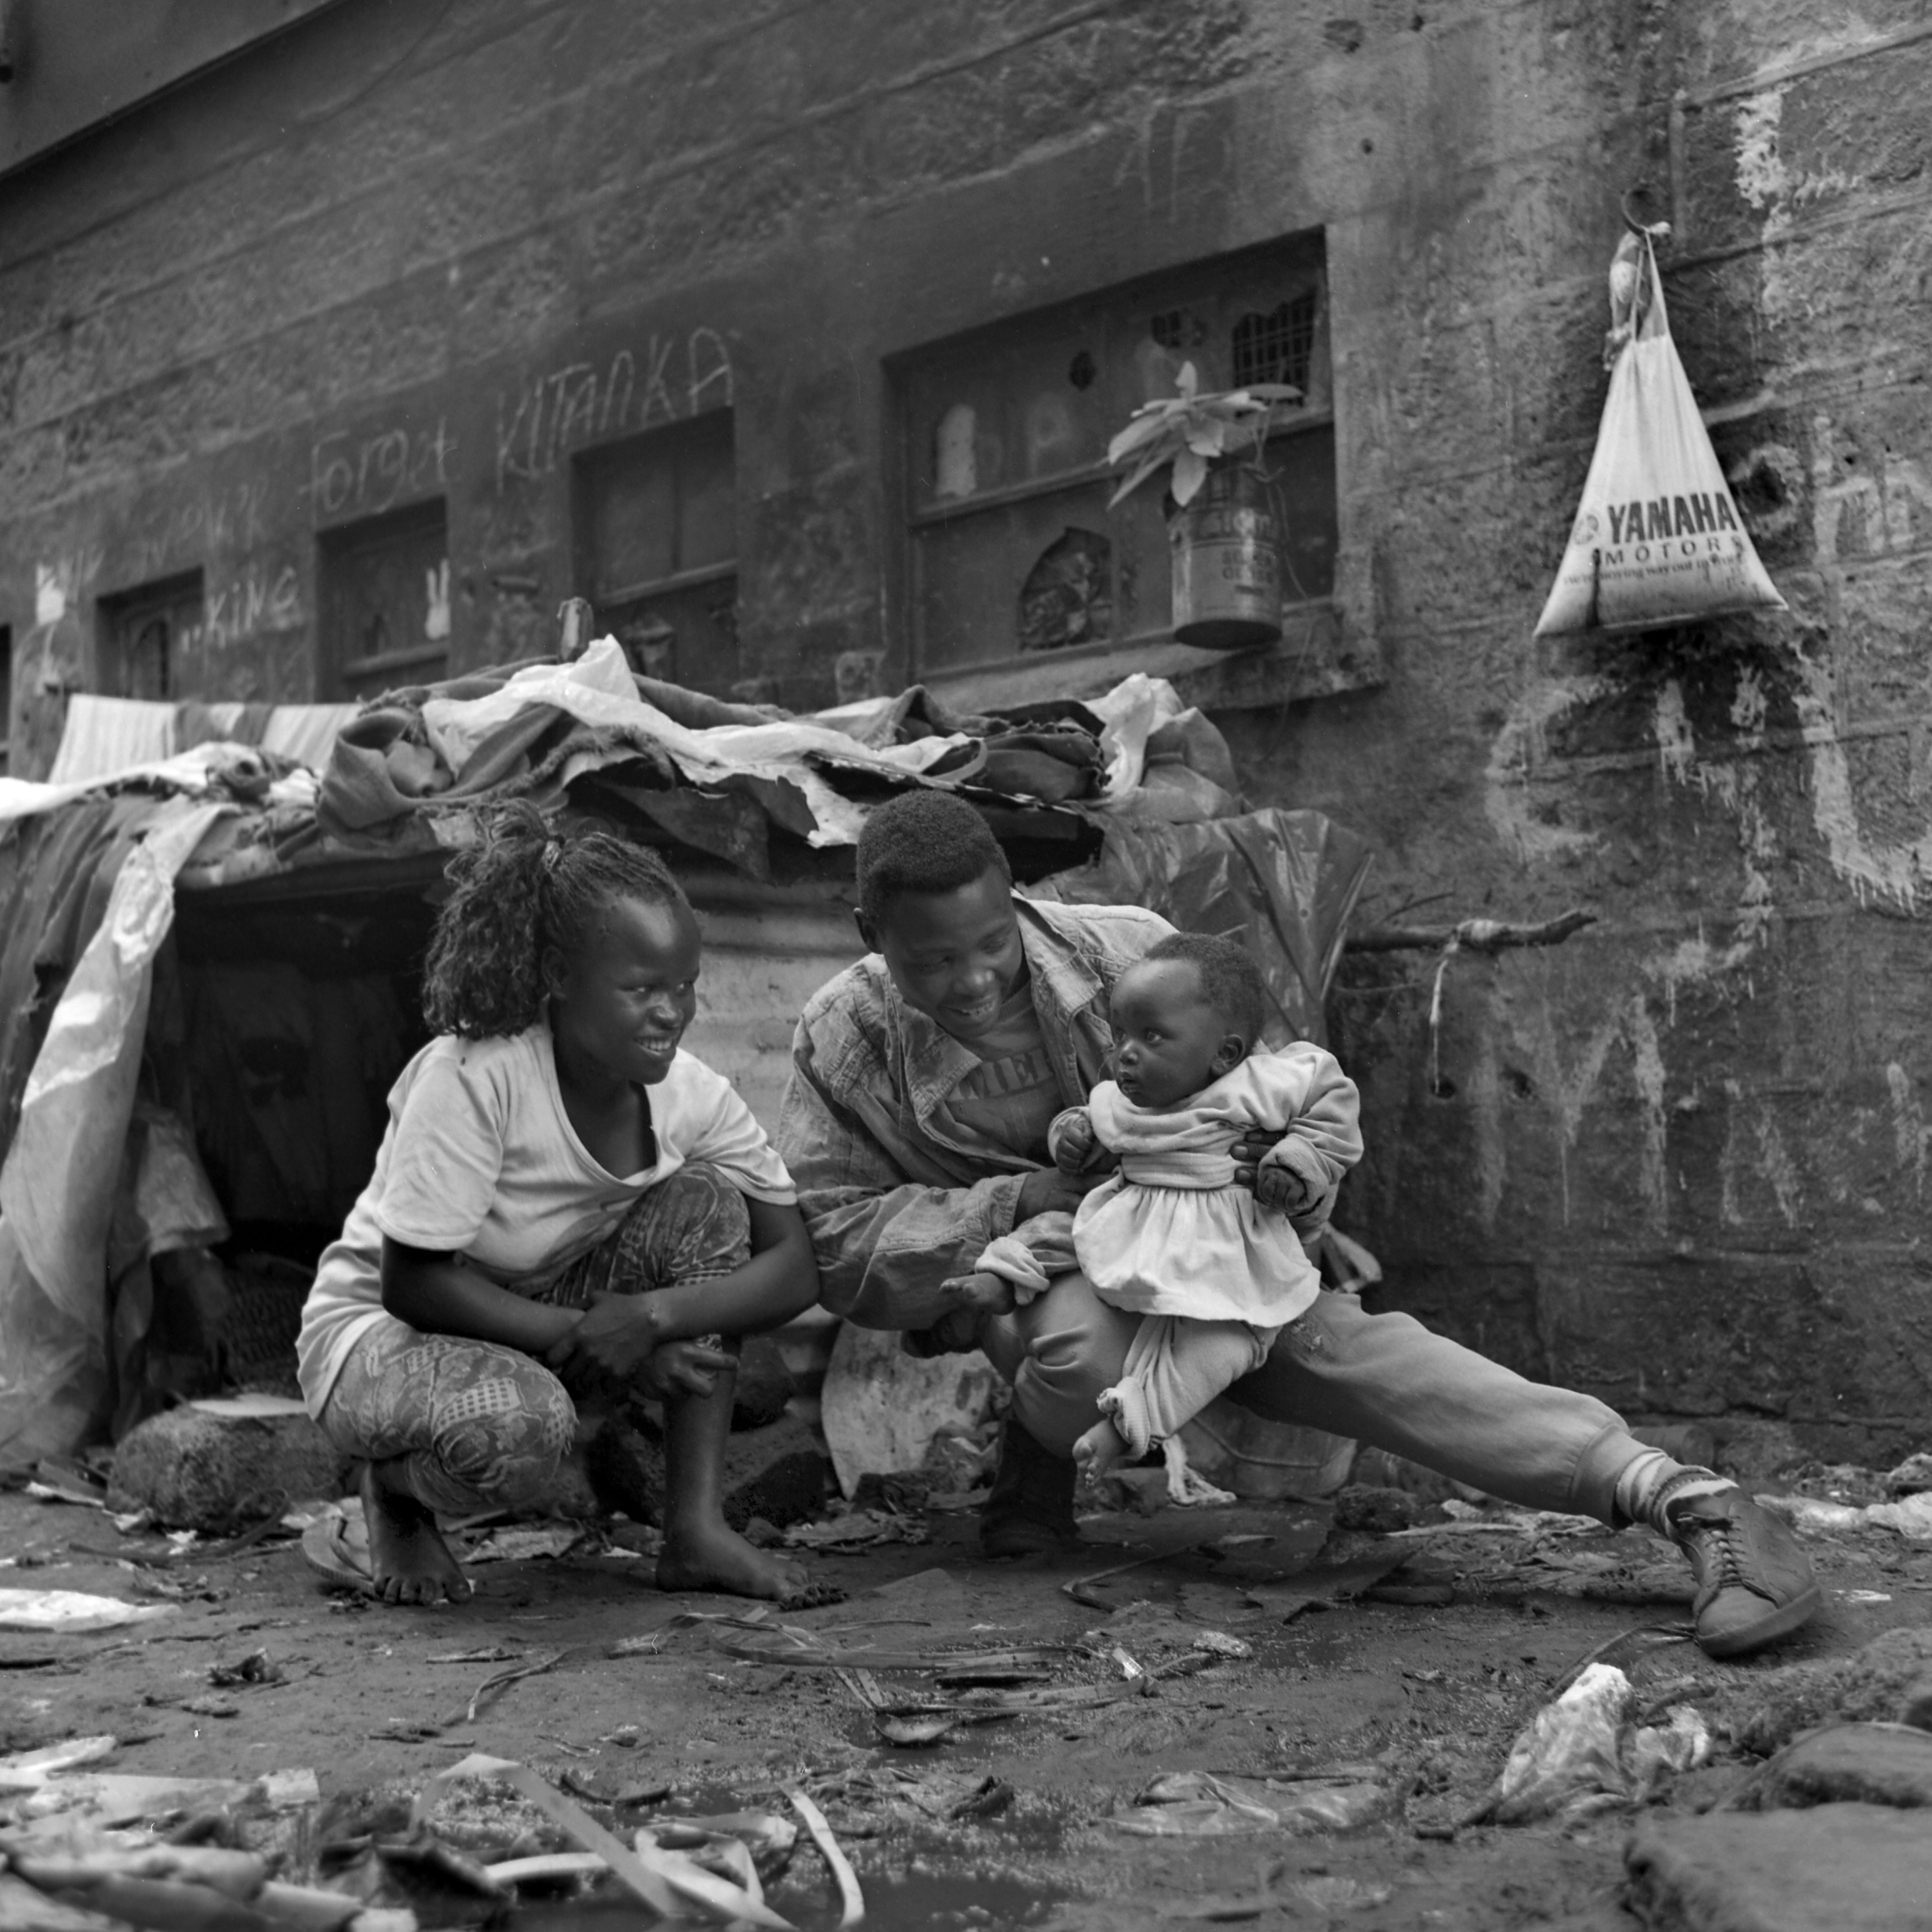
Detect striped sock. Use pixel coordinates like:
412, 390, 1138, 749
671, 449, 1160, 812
1614, 1450, 1733, 1536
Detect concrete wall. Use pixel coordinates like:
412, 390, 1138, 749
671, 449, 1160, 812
2, 0, 1929, 1458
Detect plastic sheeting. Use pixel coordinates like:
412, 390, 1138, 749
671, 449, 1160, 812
0, 800, 228, 1464
1033, 807, 1373, 1049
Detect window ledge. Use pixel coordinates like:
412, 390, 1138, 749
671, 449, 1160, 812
918, 602, 1382, 716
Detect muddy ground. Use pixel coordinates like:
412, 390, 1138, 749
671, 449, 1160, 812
4, 1483, 1929, 1930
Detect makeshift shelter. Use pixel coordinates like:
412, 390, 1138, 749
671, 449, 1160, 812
0, 637, 1372, 1468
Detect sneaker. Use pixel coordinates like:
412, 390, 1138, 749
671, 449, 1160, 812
1664, 1485, 1822, 1658
979, 1415, 1080, 1558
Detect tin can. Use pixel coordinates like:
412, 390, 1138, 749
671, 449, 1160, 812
1168, 464, 1283, 649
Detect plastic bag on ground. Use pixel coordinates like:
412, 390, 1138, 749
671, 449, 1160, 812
1536, 231, 1784, 635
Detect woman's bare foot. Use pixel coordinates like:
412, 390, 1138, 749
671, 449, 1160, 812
1073, 1417, 1131, 1481
657, 1514, 818, 1603
361, 1461, 471, 1606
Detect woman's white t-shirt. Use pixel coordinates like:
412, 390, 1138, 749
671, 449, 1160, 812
295, 1020, 795, 1412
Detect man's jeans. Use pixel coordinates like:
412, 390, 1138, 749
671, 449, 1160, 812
976, 1274, 1645, 1523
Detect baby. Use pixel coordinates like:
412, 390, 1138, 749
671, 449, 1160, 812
944, 932, 1362, 1478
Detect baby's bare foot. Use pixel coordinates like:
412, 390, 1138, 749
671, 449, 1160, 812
361, 1461, 471, 1606
1073, 1418, 1131, 1481
940, 1270, 1017, 1313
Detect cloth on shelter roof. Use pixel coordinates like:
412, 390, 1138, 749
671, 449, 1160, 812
46, 695, 359, 791
46, 696, 175, 784
417, 637, 977, 847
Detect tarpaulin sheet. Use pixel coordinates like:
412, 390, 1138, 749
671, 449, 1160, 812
0, 800, 227, 1463
1033, 808, 1373, 1048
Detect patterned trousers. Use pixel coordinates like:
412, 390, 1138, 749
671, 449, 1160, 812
316, 1163, 749, 1515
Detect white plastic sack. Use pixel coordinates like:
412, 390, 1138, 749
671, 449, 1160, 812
1536, 234, 1784, 635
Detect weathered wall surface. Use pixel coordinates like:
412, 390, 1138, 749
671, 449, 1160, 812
1, 0, 1928, 1456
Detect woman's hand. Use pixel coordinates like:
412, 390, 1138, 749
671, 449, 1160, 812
544, 1291, 660, 1386
636, 1339, 737, 1399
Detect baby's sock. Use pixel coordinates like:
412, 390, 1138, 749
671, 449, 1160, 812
1614, 1447, 1733, 1537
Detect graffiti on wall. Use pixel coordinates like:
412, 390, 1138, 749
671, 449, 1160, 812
306, 419, 455, 523
493, 328, 734, 491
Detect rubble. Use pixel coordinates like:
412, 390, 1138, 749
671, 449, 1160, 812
107, 1407, 349, 1534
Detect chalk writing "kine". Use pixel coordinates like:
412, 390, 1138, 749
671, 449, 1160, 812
309, 420, 454, 521
180, 563, 302, 655
495, 328, 733, 491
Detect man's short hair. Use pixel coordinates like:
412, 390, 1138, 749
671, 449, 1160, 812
857, 790, 1012, 927
1140, 931, 1270, 1046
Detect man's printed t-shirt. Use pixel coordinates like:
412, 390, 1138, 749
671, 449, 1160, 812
941, 977, 1063, 1163
295, 1019, 794, 1411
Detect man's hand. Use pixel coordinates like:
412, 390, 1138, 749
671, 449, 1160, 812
1230, 1127, 1288, 1193
1253, 1160, 1316, 1214
1016, 1165, 1106, 1219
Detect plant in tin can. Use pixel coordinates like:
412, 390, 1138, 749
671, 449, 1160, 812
1105, 362, 1301, 509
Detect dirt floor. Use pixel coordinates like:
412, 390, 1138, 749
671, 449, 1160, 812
4, 1481, 1930, 1931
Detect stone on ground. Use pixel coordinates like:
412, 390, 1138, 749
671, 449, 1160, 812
1626, 1805, 1932, 1931
1728, 1626, 1932, 1756
1759, 1723, 1932, 1809
108, 1408, 351, 1531
731, 1335, 794, 1431
723, 1413, 830, 1529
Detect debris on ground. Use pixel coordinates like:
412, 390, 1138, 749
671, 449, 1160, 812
1460, 1662, 1709, 1826
1111, 1769, 1388, 1837
781, 1506, 929, 1551
1758, 1491, 1932, 1540
0, 1587, 177, 1631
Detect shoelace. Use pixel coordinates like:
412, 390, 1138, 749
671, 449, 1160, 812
1684, 1508, 1750, 1593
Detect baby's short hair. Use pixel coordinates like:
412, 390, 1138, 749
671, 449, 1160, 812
857, 790, 1012, 927
1139, 931, 1270, 1046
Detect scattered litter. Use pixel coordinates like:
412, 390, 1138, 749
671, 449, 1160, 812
1392, 1502, 1602, 1539
1465, 1663, 1709, 1827
463, 1526, 583, 1563
0, 1587, 176, 1632
10, 1767, 320, 1828
187, 1393, 313, 1419
630, 1825, 791, 1928
427, 1646, 527, 1665
0, 1736, 117, 1790
483, 1852, 607, 1886
207, 1649, 284, 1689
182, 1696, 240, 1719
781, 1509, 929, 1551
1112, 1770, 1386, 1838
787, 1787, 864, 1929
1293, 1876, 1392, 1913
26, 1458, 107, 1509
465, 1648, 563, 1723
436, 1756, 681, 1917
1759, 1491, 1932, 1541
808, 1767, 1011, 1830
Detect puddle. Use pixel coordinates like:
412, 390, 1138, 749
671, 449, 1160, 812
511, 1869, 1068, 1932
